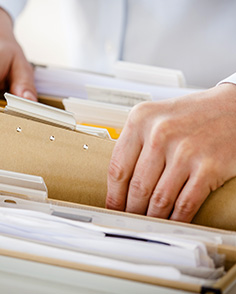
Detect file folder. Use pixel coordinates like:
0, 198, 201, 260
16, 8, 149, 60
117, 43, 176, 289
0, 169, 236, 294
0, 93, 114, 208
1, 93, 236, 233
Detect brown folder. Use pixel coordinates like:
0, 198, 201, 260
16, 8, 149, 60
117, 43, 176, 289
0, 101, 236, 293
0, 95, 236, 231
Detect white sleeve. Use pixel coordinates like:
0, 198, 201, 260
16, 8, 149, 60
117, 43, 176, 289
217, 73, 236, 86
0, 0, 27, 21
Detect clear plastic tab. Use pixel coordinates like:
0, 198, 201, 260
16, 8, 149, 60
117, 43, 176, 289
0, 169, 48, 201
4, 93, 76, 130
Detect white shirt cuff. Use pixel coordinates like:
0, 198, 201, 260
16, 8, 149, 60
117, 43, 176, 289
217, 73, 236, 86
0, 0, 27, 21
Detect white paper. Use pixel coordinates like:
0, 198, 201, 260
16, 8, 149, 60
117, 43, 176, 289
35, 66, 201, 102
63, 97, 130, 128
0, 234, 181, 281
0, 234, 218, 284
0, 207, 214, 268
86, 84, 152, 107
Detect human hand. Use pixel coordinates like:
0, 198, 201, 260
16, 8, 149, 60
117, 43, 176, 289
0, 8, 37, 101
106, 83, 236, 222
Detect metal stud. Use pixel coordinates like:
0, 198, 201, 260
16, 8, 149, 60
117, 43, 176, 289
50, 136, 55, 141
16, 127, 22, 133
83, 144, 89, 150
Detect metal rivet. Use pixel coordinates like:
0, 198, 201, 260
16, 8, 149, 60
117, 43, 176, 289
50, 136, 55, 141
16, 127, 22, 133
83, 144, 88, 150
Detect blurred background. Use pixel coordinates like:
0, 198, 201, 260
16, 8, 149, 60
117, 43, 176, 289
14, 0, 70, 68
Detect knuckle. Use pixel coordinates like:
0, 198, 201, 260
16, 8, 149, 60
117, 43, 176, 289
174, 199, 196, 217
129, 176, 151, 200
199, 159, 218, 176
128, 101, 154, 126
151, 190, 173, 210
176, 139, 195, 160
108, 158, 127, 183
132, 101, 153, 114
149, 119, 175, 149
106, 194, 124, 210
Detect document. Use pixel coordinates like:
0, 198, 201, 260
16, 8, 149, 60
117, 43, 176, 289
63, 97, 130, 139
33, 64, 203, 140
0, 234, 218, 285
0, 207, 220, 274
35, 66, 201, 102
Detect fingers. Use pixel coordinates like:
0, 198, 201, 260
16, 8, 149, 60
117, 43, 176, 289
106, 89, 236, 223
170, 170, 211, 223
125, 141, 165, 214
106, 123, 142, 211
9, 50, 37, 101
147, 161, 189, 219
107, 127, 209, 223
146, 140, 191, 219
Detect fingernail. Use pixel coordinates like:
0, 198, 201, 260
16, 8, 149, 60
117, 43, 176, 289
22, 90, 37, 101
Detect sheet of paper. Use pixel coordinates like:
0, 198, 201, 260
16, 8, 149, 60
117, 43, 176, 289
0, 234, 180, 280
86, 84, 152, 107
0, 207, 214, 268
2, 195, 234, 248
63, 97, 130, 129
35, 66, 202, 102
0, 234, 217, 285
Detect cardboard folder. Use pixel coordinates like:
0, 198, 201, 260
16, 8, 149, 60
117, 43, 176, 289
0, 93, 236, 293
1, 93, 236, 232
0, 169, 236, 294
0, 103, 114, 208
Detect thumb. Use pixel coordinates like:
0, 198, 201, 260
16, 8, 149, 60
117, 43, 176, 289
9, 51, 37, 101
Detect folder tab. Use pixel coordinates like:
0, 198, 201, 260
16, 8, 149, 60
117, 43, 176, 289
0, 169, 47, 201
4, 93, 76, 130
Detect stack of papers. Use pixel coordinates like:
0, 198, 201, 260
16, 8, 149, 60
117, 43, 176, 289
34, 63, 203, 140
114, 61, 186, 88
63, 98, 130, 130
0, 207, 225, 284
35, 66, 201, 102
